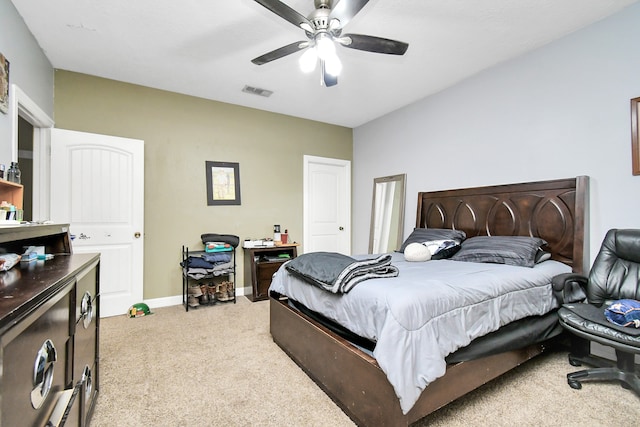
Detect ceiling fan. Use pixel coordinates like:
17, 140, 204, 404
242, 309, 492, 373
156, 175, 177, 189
251, 0, 409, 87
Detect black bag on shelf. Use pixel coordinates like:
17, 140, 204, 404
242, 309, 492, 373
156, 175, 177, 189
201, 233, 240, 248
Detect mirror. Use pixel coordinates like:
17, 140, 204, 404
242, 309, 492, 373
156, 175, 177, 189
369, 174, 406, 254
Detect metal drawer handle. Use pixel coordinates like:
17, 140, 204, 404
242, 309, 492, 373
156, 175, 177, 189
81, 365, 93, 403
31, 339, 57, 409
81, 291, 93, 329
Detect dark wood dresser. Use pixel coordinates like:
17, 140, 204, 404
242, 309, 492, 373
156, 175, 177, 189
0, 224, 100, 427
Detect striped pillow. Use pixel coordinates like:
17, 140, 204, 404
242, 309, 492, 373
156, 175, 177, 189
450, 236, 548, 268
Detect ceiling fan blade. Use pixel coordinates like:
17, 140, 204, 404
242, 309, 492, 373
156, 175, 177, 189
253, 0, 312, 30
339, 33, 408, 55
329, 0, 370, 28
320, 60, 338, 87
252, 41, 308, 65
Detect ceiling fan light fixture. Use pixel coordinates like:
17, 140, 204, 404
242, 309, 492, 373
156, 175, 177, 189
315, 33, 335, 60
300, 22, 314, 33
299, 47, 318, 73
328, 18, 341, 32
324, 54, 342, 77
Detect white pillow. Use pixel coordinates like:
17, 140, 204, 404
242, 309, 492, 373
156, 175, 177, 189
404, 242, 432, 262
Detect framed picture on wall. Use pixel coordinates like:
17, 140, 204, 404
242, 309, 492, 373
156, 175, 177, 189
632, 97, 640, 175
0, 53, 9, 114
206, 161, 241, 205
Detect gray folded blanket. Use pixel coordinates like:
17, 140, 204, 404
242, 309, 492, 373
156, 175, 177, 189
285, 252, 399, 294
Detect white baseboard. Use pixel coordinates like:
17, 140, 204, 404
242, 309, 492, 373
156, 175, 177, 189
144, 287, 249, 309
144, 295, 183, 309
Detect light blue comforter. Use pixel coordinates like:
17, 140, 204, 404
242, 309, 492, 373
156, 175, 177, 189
269, 252, 570, 414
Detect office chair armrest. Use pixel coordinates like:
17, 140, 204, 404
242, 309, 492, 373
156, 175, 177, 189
551, 273, 588, 304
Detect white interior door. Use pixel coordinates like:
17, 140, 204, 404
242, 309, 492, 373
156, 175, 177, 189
303, 155, 351, 255
50, 128, 144, 317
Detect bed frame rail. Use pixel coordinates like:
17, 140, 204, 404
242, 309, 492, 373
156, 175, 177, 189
271, 296, 548, 426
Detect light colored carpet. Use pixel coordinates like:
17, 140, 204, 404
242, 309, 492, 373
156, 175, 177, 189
92, 298, 638, 426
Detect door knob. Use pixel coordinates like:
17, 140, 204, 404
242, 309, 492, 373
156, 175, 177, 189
339, 226, 344, 231
134, 232, 141, 238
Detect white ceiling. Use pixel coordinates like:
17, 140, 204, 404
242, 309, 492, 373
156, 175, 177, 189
10, 0, 639, 128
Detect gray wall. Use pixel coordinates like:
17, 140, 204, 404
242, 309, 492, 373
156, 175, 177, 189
353, 2, 640, 264
0, 0, 53, 164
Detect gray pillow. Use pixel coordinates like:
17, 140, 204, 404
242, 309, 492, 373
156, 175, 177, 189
399, 228, 467, 253
450, 236, 548, 268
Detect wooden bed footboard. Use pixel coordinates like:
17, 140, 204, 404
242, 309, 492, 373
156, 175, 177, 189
270, 296, 550, 426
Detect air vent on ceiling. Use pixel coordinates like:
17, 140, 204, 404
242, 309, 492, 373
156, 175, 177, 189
242, 85, 273, 98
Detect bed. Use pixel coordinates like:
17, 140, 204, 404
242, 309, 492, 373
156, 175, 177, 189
269, 176, 589, 426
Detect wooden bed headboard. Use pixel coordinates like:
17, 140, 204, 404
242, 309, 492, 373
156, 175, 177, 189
416, 176, 589, 274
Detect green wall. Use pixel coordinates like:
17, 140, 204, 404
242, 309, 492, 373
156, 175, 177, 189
53, 70, 353, 300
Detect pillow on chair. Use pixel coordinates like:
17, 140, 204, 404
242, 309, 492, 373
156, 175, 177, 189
605, 299, 640, 329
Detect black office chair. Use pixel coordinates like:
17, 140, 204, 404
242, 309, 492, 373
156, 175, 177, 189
552, 228, 640, 395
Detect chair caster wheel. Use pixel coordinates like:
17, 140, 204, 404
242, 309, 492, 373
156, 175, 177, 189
568, 356, 582, 367
568, 380, 582, 390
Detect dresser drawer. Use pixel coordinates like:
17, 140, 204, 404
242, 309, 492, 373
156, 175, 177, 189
1, 280, 74, 427
73, 259, 100, 426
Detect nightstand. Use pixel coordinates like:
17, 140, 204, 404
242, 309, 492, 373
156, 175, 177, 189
244, 245, 298, 301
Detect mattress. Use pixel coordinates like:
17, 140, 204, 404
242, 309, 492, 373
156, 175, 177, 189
269, 252, 570, 413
